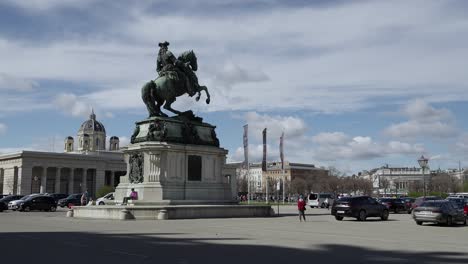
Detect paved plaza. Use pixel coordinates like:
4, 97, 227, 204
1, 206, 467, 264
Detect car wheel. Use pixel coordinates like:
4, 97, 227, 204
394, 208, 398, 214
407, 210, 411, 214
416, 221, 423, 225
320, 203, 325, 208
23, 206, 30, 212
462, 217, 466, 225
381, 210, 389, 221
447, 216, 453, 226
50, 206, 56, 212
358, 210, 367, 221
335, 215, 344, 221
99, 202, 105, 205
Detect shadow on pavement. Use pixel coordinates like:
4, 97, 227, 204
1, 231, 467, 264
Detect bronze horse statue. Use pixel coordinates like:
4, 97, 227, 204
141, 50, 210, 117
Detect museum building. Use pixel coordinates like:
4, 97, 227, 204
0, 111, 126, 198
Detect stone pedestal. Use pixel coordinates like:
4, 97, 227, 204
114, 141, 233, 205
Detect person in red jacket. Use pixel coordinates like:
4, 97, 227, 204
297, 194, 306, 222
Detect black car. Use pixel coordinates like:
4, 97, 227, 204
378, 198, 406, 213
0, 195, 24, 211
0, 200, 7, 212
331, 196, 389, 221
46, 193, 69, 203
58, 193, 83, 208
18, 195, 57, 212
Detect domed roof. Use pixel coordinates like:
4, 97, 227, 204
78, 110, 106, 134
66, 136, 74, 140
110, 136, 119, 140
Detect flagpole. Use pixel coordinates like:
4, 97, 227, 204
247, 162, 250, 204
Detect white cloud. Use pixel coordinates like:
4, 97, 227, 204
384, 100, 458, 139
213, 61, 269, 89
0, 123, 7, 135
312, 132, 349, 145
53, 93, 92, 118
456, 134, 468, 153
245, 112, 307, 140
0, 73, 38, 92
3, 0, 96, 11
1, 1, 468, 114
312, 132, 424, 161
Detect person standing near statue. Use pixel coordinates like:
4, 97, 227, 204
156, 41, 197, 96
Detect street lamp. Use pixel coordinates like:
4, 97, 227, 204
418, 155, 429, 197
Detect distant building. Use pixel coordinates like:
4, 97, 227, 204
228, 161, 328, 194
359, 165, 429, 195
0, 111, 126, 198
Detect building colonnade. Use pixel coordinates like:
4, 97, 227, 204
1, 165, 125, 198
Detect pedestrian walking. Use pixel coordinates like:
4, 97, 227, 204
297, 194, 306, 222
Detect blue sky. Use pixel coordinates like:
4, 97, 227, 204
1, 0, 468, 174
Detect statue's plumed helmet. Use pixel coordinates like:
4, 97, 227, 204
158, 41, 170, 47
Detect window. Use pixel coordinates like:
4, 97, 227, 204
188, 155, 202, 181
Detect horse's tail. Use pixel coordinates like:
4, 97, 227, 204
141, 80, 158, 116
141, 80, 156, 101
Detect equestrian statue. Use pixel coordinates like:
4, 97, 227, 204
141, 41, 210, 118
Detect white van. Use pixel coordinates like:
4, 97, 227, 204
308, 193, 334, 208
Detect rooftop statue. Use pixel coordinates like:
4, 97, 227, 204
141, 41, 210, 118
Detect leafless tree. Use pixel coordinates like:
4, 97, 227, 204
290, 178, 307, 195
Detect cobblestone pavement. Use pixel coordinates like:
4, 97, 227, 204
1, 205, 467, 264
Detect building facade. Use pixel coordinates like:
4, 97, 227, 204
360, 165, 428, 195
230, 161, 328, 194
0, 111, 126, 198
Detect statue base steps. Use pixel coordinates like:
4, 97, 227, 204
71, 205, 274, 220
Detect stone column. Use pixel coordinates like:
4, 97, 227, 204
110, 171, 115, 187
40, 167, 48, 194
82, 168, 87, 192
16, 166, 22, 195
19, 166, 33, 195
68, 168, 74, 194
55, 167, 61, 193
95, 169, 105, 196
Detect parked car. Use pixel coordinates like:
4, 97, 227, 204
410, 196, 442, 214
331, 196, 389, 221
0, 200, 7, 212
308, 192, 335, 208
8, 194, 40, 210
447, 197, 468, 217
413, 200, 466, 226
58, 193, 83, 208
46, 193, 69, 203
96, 192, 114, 205
18, 195, 57, 212
403, 197, 416, 214
0, 195, 24, 211
378, 198, 406, 213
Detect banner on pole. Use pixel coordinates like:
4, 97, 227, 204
262, 128, 267, 172
276, 180, 281, 191
243, 124, 249, 169
280, 132, 284, 170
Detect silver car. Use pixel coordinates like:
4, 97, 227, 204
413, 200, 466, 226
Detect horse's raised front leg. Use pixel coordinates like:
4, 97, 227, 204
198, 85, 211, 104
163, 97, 181, 115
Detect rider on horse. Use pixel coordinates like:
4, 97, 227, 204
156, 41, 198, 96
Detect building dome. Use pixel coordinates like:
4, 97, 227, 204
77, 109, 107, 152
78, 110, 106, 134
